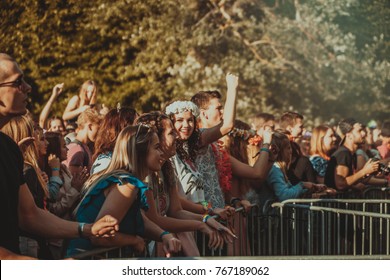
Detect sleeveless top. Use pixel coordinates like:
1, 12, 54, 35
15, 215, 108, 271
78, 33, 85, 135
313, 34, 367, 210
66, 173, 148, 257
147, 171, 170, 216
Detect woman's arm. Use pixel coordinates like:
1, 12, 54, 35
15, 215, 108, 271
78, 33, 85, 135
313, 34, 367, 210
231, 132, 273, 181
18, 183, 118, 239
141, 212, 182, 257
39, 83, 63, 129
199, 73, 238, 147
62, 96, 89, 121
144, 188, 206, 233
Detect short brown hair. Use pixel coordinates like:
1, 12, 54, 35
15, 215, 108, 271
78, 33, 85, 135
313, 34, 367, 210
191, 90, 221, 110
279, 111, 303, 129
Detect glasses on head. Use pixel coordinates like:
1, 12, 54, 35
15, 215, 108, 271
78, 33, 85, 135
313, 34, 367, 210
135, 124, 153, 141
0, 76, 25, 90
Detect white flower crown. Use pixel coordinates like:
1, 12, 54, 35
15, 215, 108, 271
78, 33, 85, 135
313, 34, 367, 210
165, 101, 200, 118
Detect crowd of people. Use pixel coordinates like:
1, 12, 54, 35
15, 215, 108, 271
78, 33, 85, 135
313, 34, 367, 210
0, 53, 389, 259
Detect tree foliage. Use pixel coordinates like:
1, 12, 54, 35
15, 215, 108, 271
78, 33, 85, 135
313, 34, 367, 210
0, 0, 388, 125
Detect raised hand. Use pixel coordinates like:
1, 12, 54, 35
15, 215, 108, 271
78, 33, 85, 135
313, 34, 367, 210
226, 73, 239, 90
52, 83, 64, 98
48, 154, 60, 169
262, 130, 273, 144
71, 167, 89, 192
17, 136, 35, 149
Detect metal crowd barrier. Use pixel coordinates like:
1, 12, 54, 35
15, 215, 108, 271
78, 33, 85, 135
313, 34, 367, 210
363, 186, 390, 199
271, 202, 390, 256
69, 199, 390, 259
280, 198, 390, 214
70, 245, 137, 259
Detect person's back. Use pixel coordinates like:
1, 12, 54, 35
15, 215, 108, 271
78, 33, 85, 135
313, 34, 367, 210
63, 140, 92, 172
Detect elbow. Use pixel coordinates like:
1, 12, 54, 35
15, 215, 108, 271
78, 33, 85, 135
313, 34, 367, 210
220, 122, 234, 135
253, 173, 267, 182
62, 113, 69, 121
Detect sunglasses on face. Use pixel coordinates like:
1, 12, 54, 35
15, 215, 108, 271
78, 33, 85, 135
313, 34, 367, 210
0, 76, 25, 90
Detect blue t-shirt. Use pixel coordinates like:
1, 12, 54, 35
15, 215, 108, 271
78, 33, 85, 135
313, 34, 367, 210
66, 173, 148, 257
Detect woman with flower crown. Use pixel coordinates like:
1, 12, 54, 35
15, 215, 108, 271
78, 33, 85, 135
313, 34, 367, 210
136, 112, 236, 256
165, 73, 240, 220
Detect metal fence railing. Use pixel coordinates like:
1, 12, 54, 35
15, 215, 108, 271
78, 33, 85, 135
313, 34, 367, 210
271, 202, 390, 256
69, 199, 390, 259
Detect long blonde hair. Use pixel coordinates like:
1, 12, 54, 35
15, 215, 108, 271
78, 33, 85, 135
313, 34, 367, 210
78, 80, 97, 106
83, 125, 156, 192
1, 114, 49, 197
310, 125, 332, 160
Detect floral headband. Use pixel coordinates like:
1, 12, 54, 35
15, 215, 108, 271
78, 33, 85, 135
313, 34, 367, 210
229, 127, 262, 146
165, 101, 200, 118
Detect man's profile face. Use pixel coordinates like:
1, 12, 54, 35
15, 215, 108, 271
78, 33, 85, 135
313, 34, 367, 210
350, 123, 364, 145
0, 59, 31, 119
202, 97, 223, 127
291, 118, 304, 138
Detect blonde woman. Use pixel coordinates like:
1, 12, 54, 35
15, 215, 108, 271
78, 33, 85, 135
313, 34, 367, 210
62, 80, 98, 124
309, 125, 337, 183
66, 125, 181, 257
1, 114, 50, 258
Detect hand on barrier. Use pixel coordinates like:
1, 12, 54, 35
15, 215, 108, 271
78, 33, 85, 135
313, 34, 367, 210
131, 236, 146, 256
161, 233, 181, 258
204, 217, 237, 243
213, 207, 234, 220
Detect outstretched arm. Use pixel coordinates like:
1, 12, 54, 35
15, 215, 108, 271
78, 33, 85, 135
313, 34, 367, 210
39, 83, 64, 129
200, 73, 238, 146
231, 131, 273, 181
18, 183, 118, 239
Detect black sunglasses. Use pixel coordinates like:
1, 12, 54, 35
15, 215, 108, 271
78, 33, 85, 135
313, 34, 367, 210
0, 76, 24, 89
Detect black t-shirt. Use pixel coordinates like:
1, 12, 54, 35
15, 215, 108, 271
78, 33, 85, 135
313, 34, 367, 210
325, 146, 356, 189
0, 132, 25, 253
288, 155, 317, 185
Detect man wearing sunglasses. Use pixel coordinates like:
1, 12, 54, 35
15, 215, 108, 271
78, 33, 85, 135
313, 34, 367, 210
0, 53, 119, 259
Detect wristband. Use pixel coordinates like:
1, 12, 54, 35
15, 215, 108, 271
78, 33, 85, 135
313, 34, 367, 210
78, 222, 86, 238
159, 231, 170, 240
52, 167, 60, 171
202, 214, 211, 223
260, 147, 270, 153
